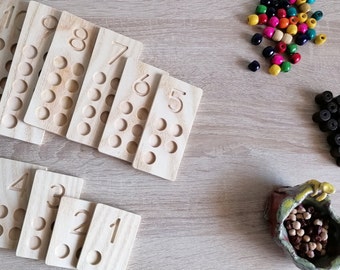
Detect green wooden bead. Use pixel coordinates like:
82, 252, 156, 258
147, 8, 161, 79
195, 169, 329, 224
256, 5, 267, 14
287, 43, 298, 54
281, 62, 292, 73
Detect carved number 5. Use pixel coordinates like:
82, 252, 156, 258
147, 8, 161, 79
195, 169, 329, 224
168, 88, 186, 113
47, 184, 65, 209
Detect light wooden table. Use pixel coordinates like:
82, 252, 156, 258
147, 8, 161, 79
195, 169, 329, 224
1, 0, 340, 269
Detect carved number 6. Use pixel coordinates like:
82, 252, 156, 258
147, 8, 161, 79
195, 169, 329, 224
168, 88, 186, 113
47, 184, 65, 209
133, 75, 150, 96
70, 28, 88, 51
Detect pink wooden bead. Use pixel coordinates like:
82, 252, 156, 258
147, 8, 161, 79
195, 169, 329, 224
271, 54, 285, 65
289, 0, 297, 4
268, 16, 279, 27
263, 26, 275, 39
298, 23, 308, 34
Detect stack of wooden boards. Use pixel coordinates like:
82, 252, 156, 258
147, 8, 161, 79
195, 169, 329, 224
0, 157, 141, 270
0, 0, 203, 181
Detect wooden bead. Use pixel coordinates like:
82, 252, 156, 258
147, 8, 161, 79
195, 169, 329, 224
289, 16, 299, 25
312, 11, 323, 21
296, 34, 309, 46
287, 43, 298, 54
271, 54, 284, 65
297, 13, 308, 23
281, 61, 291, 72
272, 29, 284, 42
251, 33, 263, 45
276, 8, 286, 18
306, 18, 317, 29
286, 24, 298, 35
256, 5, 267, 14
296, 0, 307, 5
275, 41, 287, 53
315, 34, 327, 45
298, 23, 308, 34
266, 7, 276, 18
248, 14, 259, 25
258, 13, 268, 24
290, 53, 301, 64
262, 46, 275, 58
286, 7, 297, 17
299, 3, 311, 13
248, 60, 260, 72
268, 16, 280, 27
269, 64, 281, 76
307, 0, 315, 3
281, 33, 293, 44
306, 29, 316, 40
279, 18, 289, 29
263, 26, 275, 39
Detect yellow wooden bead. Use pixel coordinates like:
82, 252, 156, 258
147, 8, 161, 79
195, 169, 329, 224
306, 18, 317, 29
286, 24, 298, 36
247, 14, 259, 26
269, 64, 281, 76
315, 34, 327, 45
299, 3, 311, 13
297, 13, 308, 23
296, 0, 307, 5
272, 29, 284, 42
281, 33, 293, 44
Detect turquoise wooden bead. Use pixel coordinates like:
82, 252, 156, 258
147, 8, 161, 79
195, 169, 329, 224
286, 43, 298, 54
306, 29, 316, 40
281, 61, 292, 72
286, 7, 297, 17
307, 0, 315, 3
256, 5, 267, 14
312, 11, 323, 21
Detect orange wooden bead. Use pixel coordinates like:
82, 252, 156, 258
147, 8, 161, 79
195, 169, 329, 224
279, 17, 290, 29
289, 16, 299, 25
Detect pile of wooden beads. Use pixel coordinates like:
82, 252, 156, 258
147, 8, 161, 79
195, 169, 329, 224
312, 91, 340, 166
247, 0, 327, 75
284, 204, 329, 260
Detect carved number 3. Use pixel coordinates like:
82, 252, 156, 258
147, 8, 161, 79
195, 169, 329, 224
47, 184, 66, 209
70, 28, 88, 51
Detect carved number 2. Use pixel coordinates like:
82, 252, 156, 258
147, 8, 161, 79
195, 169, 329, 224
110, 218, 121, 244
71, 210, 90, 235
108, 42, 128, 65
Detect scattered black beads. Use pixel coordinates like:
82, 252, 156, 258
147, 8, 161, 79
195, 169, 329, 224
251, 33, 263, 45
248, 60, 261, 72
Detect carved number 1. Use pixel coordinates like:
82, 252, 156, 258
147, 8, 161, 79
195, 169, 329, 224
3, 6, 14, 29
110, 218, 121, 244
108, 42, 128, 65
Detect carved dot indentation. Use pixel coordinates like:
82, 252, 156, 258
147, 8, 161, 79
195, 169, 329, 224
53, 56, 67, 69
114, 118, 127, 131
1, 114, 17, 129
13, 208, 26, 223
137, 108, 149, 121
0, 38, 5, 50
126, 141, 138, 154
36, 106, 50, 120
0, 205, 8, 218
172, 124, 183, 137
86, 250, 102, 265
33, 217, 46, 231
143, 151, 156, 165
76, 247, 82, 259
0, 225, 3, 236
166, 141, 178, 153
82, 105, 96, 118
5, 61, 12, 72
72, 63, 84, 76
119, 102, 133, 115
149, 134, 161, 148
100, 111, 109, 124
18, 62, 33, 76
53, 113, 67, 126
12, 79, 28, 93
8, 97, 23, 111
77, 122, 91, 136
11, 44, 17, 55
9, 227, 21, 241
105, 94, 114, 107
132, 124, 143, 138
47, 72, 62, 86
23, 45, 38, 59
0, 77, 7, 90
29, 236, 42, 250
61, 96, 73, 109
65, 79, 79, 93
109, 135, 121, 148
93, 72, 106, 85
41, 90, 56, 103
42, 15, 58, 30
55, 244, 70, 259
155, 118, 167, 131
111, 78, 120, 90
87, 88, 101, 101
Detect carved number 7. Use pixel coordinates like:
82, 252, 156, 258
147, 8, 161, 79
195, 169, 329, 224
108, 42, 128, 65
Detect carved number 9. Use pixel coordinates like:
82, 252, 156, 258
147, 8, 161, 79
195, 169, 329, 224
70, 28, 88, 51
168, 88, 186, 113
47, 184, 65, 209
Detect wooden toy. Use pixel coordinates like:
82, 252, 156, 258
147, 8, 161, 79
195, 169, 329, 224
24, 11, 99, 137
66, 27, 143, 148
16, 169, 84, 260
0, 158, 46, 250
0, 0, 28, 97
132, 75, 202, 181
46, 197, 96, 269
77, 203, 141, 270
0, 1, 61, 144
98, 58, 168, 162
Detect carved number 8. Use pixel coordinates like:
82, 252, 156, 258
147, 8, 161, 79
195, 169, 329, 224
70, 28, 88, 51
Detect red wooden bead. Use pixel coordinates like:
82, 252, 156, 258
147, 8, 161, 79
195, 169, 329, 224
290, 53, 301, 64
258, 13, 268, 24
276, 8, 287, 18
275, 41, 287, 53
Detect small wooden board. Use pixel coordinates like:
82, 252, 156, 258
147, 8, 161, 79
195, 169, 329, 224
0, 0, 28, 97
66, 27, 143, 148
77, 203, 141, 270
16, 169, 84, 260
24, 11, 99, 137
0, 1, 61, 144
132, 75, 202, 180
46, 197, 96, 269
98, 58, 168, 162
0, 158, 46, 250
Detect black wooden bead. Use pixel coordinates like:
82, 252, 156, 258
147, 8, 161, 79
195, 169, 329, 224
262, 46, 275, 58
248, 60, 260, 72
296, 34, 309, 46
315, 91, 333, 106
269, 0, 280, 8
334, 95, 340, 106
260, 0, 272, 6
251, 33, 263, 45
323, 101, 339, 114
331, 146, 340, 158
319, 119, 338, 132
266, 7, 276, 18
278, 0, 290, 9
312, 109, 331, 123
327, 133, 340, 147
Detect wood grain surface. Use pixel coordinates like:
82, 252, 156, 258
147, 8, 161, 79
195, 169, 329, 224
1, 0, 340, 269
